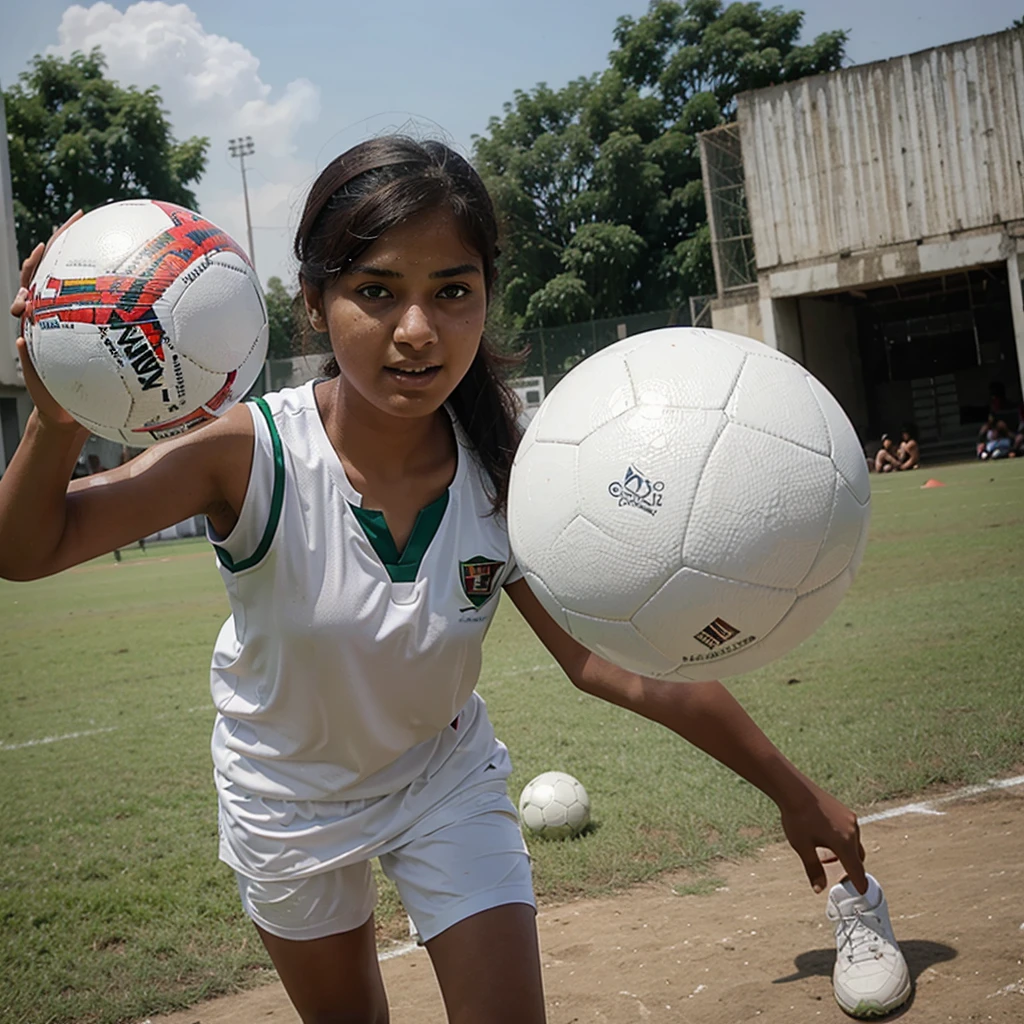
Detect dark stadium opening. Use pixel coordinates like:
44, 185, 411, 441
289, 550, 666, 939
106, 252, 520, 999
850, 266, 1021, 457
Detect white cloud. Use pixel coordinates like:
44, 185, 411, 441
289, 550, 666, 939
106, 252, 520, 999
48, 2, 320, 285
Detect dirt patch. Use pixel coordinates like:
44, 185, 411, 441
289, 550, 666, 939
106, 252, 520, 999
143, 785, 1024, 1023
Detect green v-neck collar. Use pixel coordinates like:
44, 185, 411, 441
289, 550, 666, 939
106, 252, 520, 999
350, 490, 450, 583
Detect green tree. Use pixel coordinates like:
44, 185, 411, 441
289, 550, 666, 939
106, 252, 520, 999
474, 0, 847, 327
4, 48, 208, 259
265, 276, 300, 359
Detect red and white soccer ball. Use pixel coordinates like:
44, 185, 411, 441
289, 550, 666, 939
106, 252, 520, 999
22, 199, 268, 446
518, 771, 591, 839
508, 327, 871, 683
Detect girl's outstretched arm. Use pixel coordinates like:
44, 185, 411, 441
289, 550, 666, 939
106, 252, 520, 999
505, 578, 867, 895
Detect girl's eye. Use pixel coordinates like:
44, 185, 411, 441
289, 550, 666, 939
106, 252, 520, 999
437, 283, 470, 299
357, 284, 392, 300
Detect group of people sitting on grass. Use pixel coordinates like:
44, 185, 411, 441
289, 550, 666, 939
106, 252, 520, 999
976, 414, 1024, 460
976, 382, 1024, 460
872, 424, 920, 473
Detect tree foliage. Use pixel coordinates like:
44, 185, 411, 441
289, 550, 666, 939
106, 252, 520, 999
4, 49, 209, 260
474, 0, 847, 327
265, 276, 300, 359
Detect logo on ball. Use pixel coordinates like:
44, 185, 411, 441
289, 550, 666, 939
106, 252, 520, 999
694, 617, 741, 650
608, 465, 664, 515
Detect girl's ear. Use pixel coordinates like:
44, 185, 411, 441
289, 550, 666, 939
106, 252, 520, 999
300, 280, 326, 332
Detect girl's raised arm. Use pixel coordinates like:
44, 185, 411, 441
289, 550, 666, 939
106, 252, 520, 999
0, 352, 254, 581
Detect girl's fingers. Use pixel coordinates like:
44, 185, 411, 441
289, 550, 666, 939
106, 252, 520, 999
20, 243, 45, 290
9, 286, 29, 320
57, 209, 84, 233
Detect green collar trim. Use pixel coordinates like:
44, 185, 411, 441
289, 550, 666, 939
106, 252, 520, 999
350, 490, 450, 583
213, 396, 284, 573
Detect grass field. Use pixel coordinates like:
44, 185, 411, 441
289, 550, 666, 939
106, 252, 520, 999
1, 459, 1022, 1024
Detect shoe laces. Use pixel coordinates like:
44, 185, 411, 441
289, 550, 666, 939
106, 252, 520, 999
835, 906, 888, 963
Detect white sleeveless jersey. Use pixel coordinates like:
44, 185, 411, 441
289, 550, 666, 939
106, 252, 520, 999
207, 382, 521, 879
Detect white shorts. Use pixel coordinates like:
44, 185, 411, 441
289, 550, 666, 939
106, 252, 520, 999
234, 796, 534, 943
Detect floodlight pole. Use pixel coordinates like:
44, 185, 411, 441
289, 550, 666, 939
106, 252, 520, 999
228, 136, 256, 269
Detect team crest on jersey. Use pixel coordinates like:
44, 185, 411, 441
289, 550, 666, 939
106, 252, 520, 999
459, 556, 506, 609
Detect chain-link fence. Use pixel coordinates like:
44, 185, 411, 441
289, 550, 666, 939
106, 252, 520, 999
265, 308, 692, 395
509, 308, 690, 386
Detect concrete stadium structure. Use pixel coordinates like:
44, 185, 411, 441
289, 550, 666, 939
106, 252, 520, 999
700, 28, 1024, 457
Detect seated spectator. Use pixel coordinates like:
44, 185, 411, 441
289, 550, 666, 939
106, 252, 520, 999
1014, 421, 1024, 458
896, 425, 920, 470
980, 421, 1013, 460
977, 415, 997, 458
874, 434, 900, 473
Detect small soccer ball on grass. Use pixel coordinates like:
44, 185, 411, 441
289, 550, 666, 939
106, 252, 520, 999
518, 771, 591, 839
21, 199, 268, 446
508, 327, 871, 683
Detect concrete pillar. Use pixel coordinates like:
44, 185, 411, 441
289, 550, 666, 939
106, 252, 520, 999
798, 297, 869, 436
1007, 251, 1024, 403
762, 297, 803, 362
759, 295, 778, 349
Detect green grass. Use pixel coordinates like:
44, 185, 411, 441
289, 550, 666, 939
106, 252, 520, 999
1, 461, 1022, 1023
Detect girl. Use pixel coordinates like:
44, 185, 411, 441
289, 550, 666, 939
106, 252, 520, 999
2, 138, 869, 1024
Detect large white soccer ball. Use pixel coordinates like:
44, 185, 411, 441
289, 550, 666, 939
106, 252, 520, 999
508, 327, 870, 683
518, 771, 591, 839
23, 199, 268, 446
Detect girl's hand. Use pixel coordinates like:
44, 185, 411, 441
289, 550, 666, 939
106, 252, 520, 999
9, 211, 85, 433
14, 337, 83, 433
779, 783, 867, 895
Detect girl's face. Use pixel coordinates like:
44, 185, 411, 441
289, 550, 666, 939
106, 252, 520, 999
308, 207, 487, 421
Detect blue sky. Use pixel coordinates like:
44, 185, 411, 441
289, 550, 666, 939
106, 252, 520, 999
2, 1, 1021, 288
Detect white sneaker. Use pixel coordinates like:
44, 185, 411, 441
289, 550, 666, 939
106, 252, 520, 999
826, 875, 912, 1018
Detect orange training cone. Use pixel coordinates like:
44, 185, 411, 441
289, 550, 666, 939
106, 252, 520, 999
921, 478, 946, 488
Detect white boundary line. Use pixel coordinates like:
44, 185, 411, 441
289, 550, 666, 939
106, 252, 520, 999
0, 707, 214, 753
0, 726, 117, 751
859, 774, 1024, 823
378, 940, 420, 962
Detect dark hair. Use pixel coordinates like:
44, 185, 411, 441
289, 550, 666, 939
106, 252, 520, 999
295, 136, 522, 514
901, 422, 917, 440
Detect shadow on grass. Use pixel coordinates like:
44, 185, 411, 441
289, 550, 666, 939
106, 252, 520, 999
528, 820, 602, 842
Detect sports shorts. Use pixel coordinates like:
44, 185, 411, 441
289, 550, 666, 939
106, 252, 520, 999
234, 788, 534, 943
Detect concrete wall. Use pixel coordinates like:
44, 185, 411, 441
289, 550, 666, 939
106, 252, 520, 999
0, 388, 31, 473
709, 290, 763, 341
763, 228, 1014, 299
739, 29, 1024, 270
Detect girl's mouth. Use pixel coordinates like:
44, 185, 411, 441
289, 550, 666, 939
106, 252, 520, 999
384, 365, 442, 386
